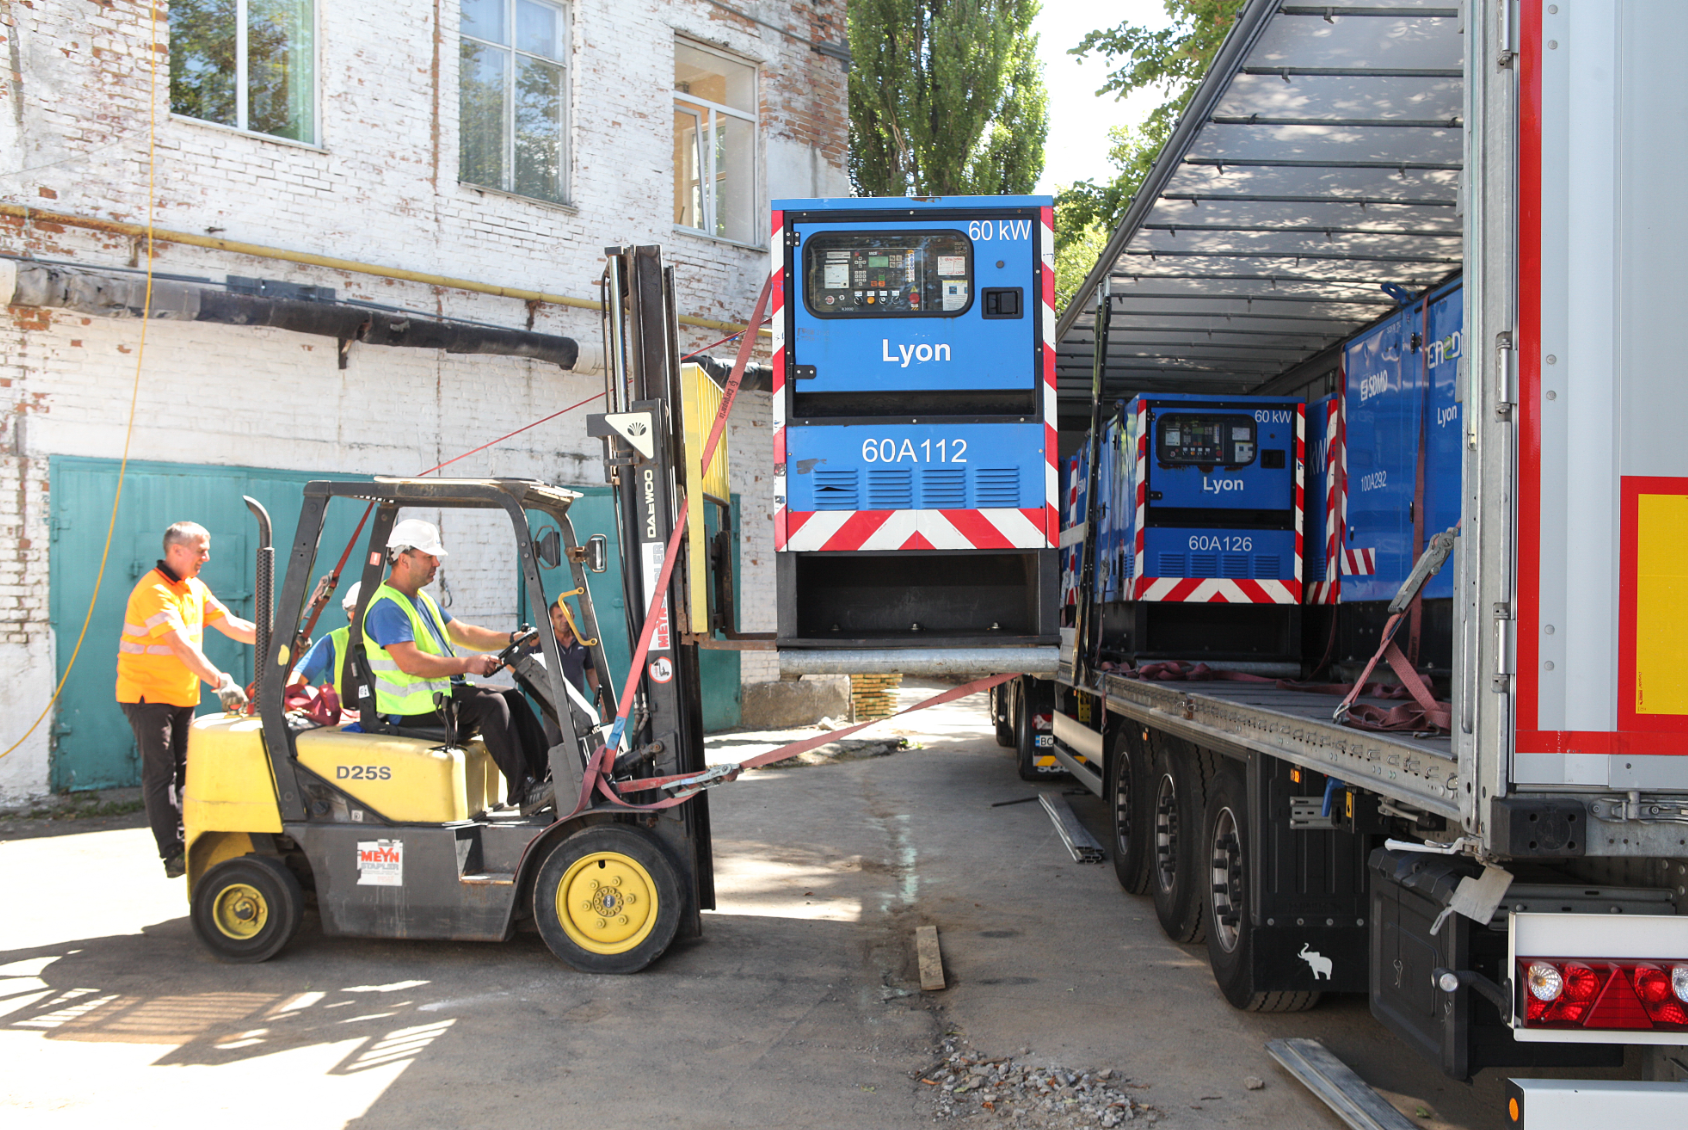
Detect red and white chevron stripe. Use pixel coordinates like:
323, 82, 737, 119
1131, 399, 1149, 588
1341, 548, 1376, 575
1307, 396, 1342, 606
1137, 578, 1300, 604
1039, 206, 1059, 547
771, 210, 790, 551
786, 508, 1049, 552
1293, 400, 1305, 589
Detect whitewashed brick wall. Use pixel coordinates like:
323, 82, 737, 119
0, 0, 846, 804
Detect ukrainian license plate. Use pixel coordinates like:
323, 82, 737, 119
1035, 734, 1053, 747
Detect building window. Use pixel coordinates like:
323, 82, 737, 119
674, 40, 757, 245
169, 0, 316, 144
460, 0, 569, 204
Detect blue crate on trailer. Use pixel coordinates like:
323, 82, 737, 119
1341, 281, 1463, 603
1121, 393, 1304, 600
772, 195, 1059, 647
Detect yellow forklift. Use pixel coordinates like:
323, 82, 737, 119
182, 247, 742, 970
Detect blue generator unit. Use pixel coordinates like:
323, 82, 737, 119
771, 195, 1059, 649
1337, 278, 1462, 671
1080, 393, 1305, 666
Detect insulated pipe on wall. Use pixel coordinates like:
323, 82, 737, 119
1, 259, 579, 368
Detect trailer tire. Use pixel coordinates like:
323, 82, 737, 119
533, 825, 682, 974
1108, 727, 1153, 895
992, 684, 1014, 748
190, 855, 304, 964
1200, 763, 1321, 1012
1150, 737, 1210, 943
1015, 686, 1048, 781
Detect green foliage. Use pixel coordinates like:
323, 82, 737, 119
848, 0, 1049, 197
1055, 0, 1244, 248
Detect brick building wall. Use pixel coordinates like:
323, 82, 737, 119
0, 0, 846, 804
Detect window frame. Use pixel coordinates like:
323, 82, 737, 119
458, 0, 573, 206
672, 37, 761, 248
168, 0, 321, 147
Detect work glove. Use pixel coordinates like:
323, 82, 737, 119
215, 673, 249, 713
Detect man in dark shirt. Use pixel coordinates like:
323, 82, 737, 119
537, 596, 605, 749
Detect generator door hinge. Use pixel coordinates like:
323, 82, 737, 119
784, 228, 801, 248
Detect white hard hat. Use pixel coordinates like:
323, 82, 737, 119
340, 580, 362, 611
387, 518, 448, 558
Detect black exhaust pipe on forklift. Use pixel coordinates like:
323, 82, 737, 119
243, 496, 274, 706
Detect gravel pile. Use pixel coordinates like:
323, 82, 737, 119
915, 1035, 1161, 1126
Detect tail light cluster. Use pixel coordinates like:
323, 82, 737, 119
1518, 958, 1688, 1031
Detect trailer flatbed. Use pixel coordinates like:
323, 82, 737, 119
1055, 660, 1460, 821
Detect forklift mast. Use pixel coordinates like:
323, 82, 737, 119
590, 245, 716, 938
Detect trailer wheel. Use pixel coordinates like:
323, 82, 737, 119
992, 684, 1014, 748
1150, 738, 1209, 943
1108, 727, 1153, 895
1014, 688, 1053, 781
533, 825, 682, 974
190, 855, 304, 964
1204, 765, 1321, 1013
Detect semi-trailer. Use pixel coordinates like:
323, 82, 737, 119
1012, 0, 1688, 1111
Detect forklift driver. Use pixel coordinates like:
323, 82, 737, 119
363, 519, 552, 811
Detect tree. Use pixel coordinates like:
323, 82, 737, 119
1055, 1, 1243, 258
848, 0, 1048, 197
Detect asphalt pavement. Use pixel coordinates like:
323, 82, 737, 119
0, 682, 1593, 1128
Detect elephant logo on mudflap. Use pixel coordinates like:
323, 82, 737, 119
1299, 943, 1333, 981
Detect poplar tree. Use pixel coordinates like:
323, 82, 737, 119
848, 0, 1048, 197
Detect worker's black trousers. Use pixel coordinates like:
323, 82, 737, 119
399, 686, 548, 793
121, 699, 194, 860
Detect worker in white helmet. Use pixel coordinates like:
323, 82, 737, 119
360, 518, 551, 810
291, 580, 361, 697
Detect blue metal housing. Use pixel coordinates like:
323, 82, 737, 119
1341, 281, 1463, 602
1124, 393, 1303, 587
773, 195, 1059, 648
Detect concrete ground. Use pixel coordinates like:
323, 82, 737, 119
0, 682, 1640, 1128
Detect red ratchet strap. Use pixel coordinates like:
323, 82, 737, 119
578, 673, 1017, 813
584, 277, 774, 811
1333, 611, 1452, 732
1115, 657, 1448, 734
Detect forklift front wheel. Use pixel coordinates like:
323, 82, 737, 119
533, 826, 682, 974
190, 855, 304, 964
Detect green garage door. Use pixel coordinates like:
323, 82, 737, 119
48, 457, 370, 793
49, 461, 743, 794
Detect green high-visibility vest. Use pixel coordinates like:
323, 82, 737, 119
362, 583, 456, 715
324, 625, 350, 698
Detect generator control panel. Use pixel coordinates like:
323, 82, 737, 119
803, 230, 972, 316
1157, 413, 1258, 467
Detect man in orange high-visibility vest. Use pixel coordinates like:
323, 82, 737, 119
116, 521, 256, 879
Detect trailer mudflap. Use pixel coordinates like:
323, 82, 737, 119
1368, 848, 1623, 1081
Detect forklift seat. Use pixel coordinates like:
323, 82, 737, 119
294, 725, 502, 821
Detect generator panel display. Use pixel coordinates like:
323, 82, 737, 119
1156, 414, 1256, 466
803, 230, 973, 317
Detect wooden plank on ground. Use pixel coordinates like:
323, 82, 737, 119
915, 925, 945, 991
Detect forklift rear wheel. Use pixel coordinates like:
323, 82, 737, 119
1204, 765, 1321, 1013
533, 825, 682, 974
1149, 738, 1209, 944
1108, 727, 1153, 895
190, 855, 304, 964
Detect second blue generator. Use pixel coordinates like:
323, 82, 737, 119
770, 195, 1059, 650
1073, 392, 1305, 666
1337, 278, 1462, 672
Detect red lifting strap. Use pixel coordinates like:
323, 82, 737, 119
1334, 611, 1452, 732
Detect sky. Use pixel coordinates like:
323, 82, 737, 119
1032, 0, 1174, 196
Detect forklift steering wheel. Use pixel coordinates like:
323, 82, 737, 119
494, 624, 540, 668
